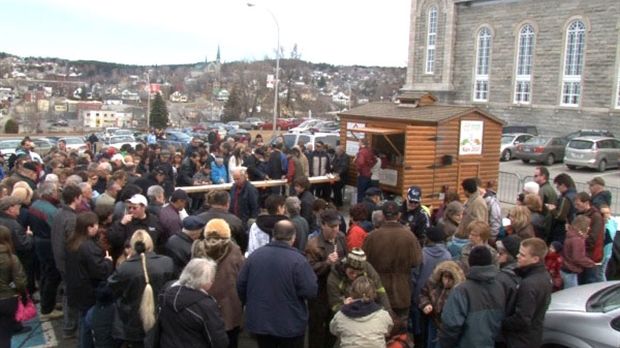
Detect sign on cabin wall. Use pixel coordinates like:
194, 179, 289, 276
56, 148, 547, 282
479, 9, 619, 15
379, 168, 398, 186
346, 140, 359, 156
459, 120, 484, 155
347, 122, 366, 139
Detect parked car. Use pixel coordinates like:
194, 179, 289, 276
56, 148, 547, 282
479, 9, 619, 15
159, 131, 193, 151
564, 136, 620, 172
260, 118, 295, 131
289, 119, 324, 133
311, 120, 341, 134
502, 124, 538, 136
542, 281, 620, 348
269, 132, 340, 150
32, 138, 53, 157
514, 136, 567, 165
245, 117, 264, 129
59, 137, 88, 153
227, 128, 251, 142
500, 133, 535, 161
564, 129, 615, 141
106, 135, 139, 150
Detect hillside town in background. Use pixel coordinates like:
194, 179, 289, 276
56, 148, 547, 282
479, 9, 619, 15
0, 49, 405, 134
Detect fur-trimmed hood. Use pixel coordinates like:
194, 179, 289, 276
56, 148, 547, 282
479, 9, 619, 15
429, 260, 465, 285
192, 237, 232, 263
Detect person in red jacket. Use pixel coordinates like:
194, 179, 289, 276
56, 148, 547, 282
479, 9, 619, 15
561, 215, 595, 289
354, 139, 376, 204
574, 191, 604, 285
545, 241, 563, 292
346, 204, 369, 252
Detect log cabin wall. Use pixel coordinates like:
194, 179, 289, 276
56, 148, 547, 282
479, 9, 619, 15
339, 99, 504, 209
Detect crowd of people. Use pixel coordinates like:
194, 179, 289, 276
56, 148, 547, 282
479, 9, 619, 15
0, 131, 618, 348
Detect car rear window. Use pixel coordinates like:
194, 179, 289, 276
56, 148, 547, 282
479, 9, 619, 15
568, 140, 594, 149
525, 137, 549, 145
316, 136, 338, 148
282, 134, 297, 148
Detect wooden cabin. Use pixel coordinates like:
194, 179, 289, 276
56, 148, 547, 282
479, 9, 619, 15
338, 92, 506, 208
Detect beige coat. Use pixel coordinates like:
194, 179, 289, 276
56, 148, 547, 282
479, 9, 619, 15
456, 192, 488, 236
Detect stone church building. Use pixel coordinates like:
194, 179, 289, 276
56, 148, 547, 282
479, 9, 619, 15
403, 0, 620, 136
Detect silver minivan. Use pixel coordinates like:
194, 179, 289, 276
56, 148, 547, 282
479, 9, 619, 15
565, 136, 620, 172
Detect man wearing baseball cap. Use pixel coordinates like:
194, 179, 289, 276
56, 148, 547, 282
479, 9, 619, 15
363, 200, 422, 325
399, 185, 431, 244
109, 194, 163, 258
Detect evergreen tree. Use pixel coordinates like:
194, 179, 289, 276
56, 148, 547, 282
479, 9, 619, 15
221, 88, 242, 123
4, 119, 18, 134
149, 93, 169, 129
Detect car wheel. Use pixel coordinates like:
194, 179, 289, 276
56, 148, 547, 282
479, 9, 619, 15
545, 154, 555, 166
566, 164, 577, 170
597, 160, 606, 172
521, 159, 531, 164
501, 150, 511, 161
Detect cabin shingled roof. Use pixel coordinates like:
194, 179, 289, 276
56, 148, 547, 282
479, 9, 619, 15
338, 102, 506, 125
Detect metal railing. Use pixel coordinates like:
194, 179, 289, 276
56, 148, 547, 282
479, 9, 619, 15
498, 171, 620, 215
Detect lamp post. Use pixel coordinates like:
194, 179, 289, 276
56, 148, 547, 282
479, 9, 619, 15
344, 81, 352, 110
145, 72, 151, 130
247, 3, 279, 136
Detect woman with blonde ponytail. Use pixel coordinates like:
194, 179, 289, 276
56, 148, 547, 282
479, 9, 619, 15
108, 230, 175, 345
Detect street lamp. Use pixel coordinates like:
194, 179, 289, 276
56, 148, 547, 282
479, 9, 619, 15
145, 71, 151, 130
247, 3, 279, 136
344, 81, 352, 110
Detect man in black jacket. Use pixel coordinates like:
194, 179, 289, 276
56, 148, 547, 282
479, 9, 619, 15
134, 168, 165, 196
165, 216, 205, 277
330, 146, 349, 207
229, 167, 260, 231
196, 190, 246, 253
109, 194, 163, 257
502, 237, 552, 348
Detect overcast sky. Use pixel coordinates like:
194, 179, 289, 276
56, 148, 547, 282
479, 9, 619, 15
0, 0, 411, 67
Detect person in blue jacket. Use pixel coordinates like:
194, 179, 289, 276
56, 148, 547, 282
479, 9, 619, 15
237, 220, 317, 348
211, 157, 228, 184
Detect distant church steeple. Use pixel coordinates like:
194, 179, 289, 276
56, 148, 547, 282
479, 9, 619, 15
216, 45, 221, 62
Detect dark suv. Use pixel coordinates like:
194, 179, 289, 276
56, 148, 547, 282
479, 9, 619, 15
564, 129, 615, 141
502, 125, 538, 136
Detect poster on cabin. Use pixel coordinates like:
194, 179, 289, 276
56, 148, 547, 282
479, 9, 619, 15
459, 120, 483, 155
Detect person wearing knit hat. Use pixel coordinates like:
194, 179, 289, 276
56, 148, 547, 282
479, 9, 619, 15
425, 226, 446, 244
495, 234, 522, 347
327, 247, 391, 313
439, 246, 505, 348
344, 248, 367, 271
164, 216, 205, 276
498, 235, 521, 260
190, 218, 244, 343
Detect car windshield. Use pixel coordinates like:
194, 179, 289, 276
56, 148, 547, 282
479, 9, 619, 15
110, 136, 134, 143
0, 141, 19, 149
501, 136, 515, 145
568, 140, 594, 149
586, 283, 620, 313
524, 137, 550, 145
282, 134, 297, 148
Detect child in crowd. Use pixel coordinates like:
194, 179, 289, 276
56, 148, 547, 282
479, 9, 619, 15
419, 261, 465, 348
545, 241, 564, 292
330, 276, 393, 348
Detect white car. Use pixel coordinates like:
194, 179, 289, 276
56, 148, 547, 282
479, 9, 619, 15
59, 137, 88, 153
289, 119, 324, 133
500, 133, 534, 161
107, 135, 138, 150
